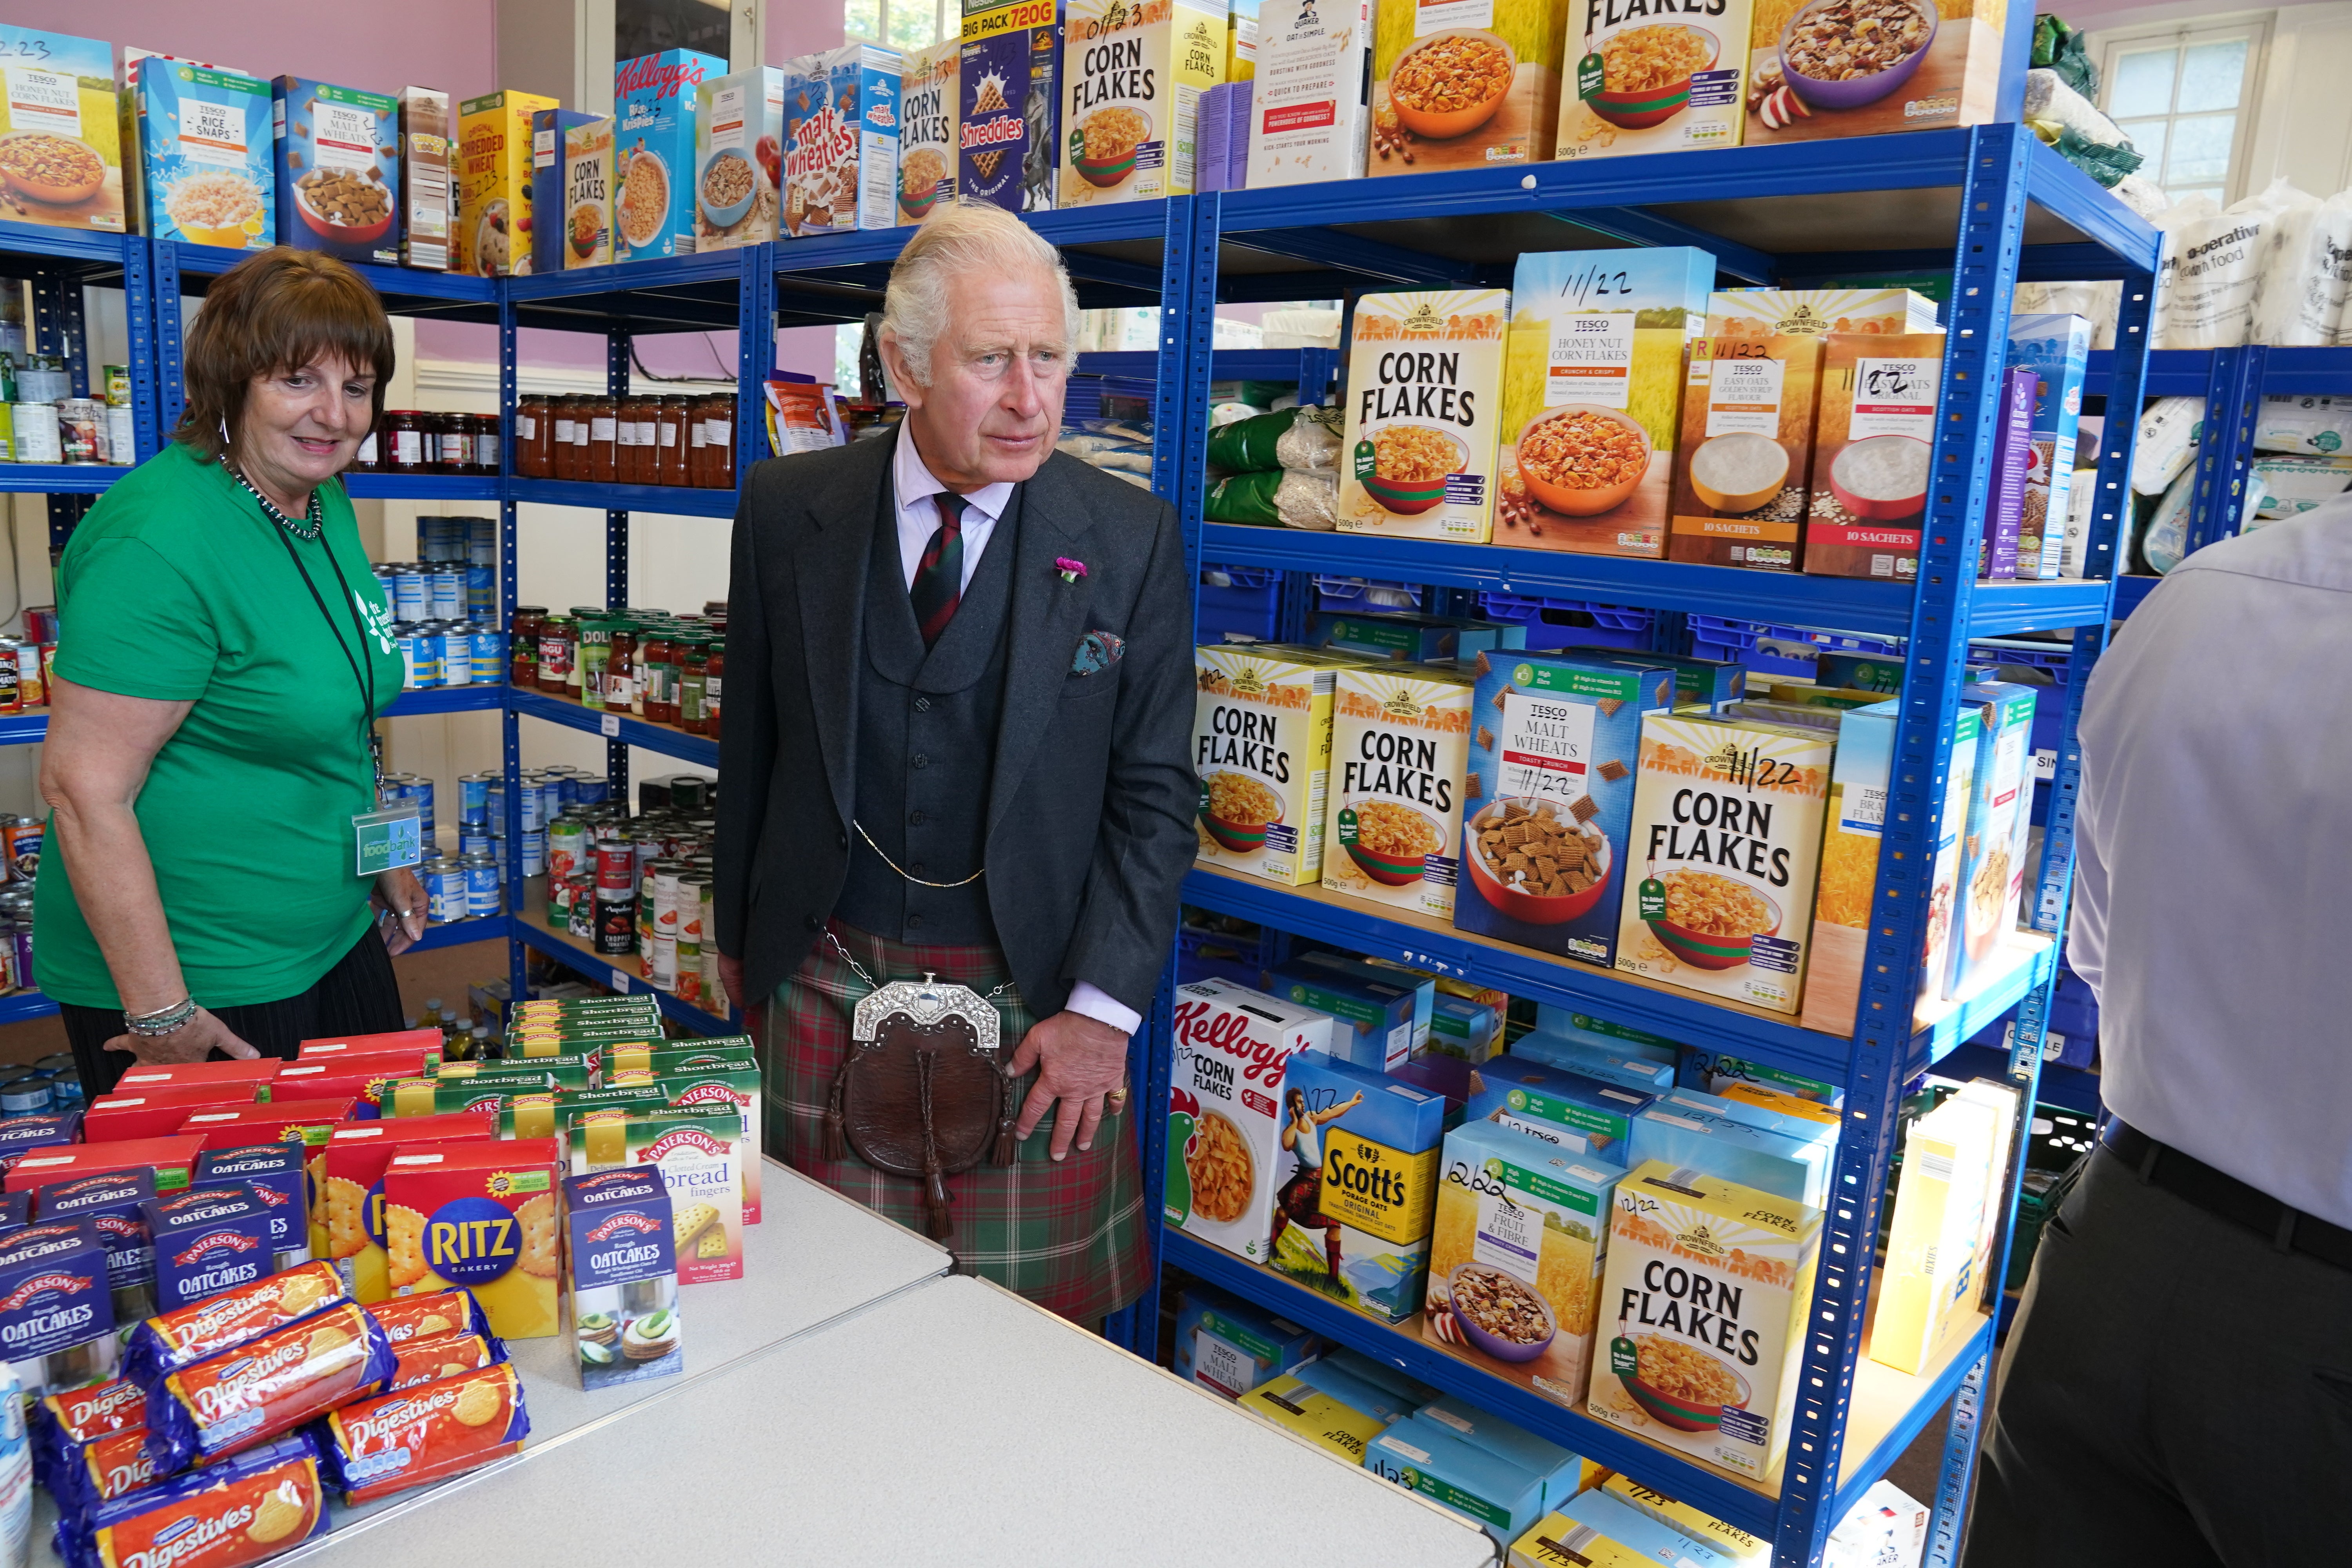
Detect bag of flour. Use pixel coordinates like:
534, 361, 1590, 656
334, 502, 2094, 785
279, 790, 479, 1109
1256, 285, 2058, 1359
2131, 396, 2203, 495
2160, 190, 2279, 349
2251, 181, 2345, 346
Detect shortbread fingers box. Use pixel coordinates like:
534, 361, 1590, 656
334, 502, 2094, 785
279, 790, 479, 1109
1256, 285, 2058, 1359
621, 1109, 744, 1286
1667, 335, 1825, 571
1246, 0, 1371, 189
1268, 1052, 1446, 1321
1455, 652, 1677, 970
1557, 0, 1750, 161
1059, 0, 1226, 207
608, 1052, 764, 1223
317, 1113, 499, 1304
896, 38, 958, 221
1803, 332, 1947, 580
1322, 662, 1477, 920
562, 1167, 681, 1390
1164, 980, 1335, 1265
1590, 1161, 1823, 1479
383, 1138, 563, 1339
1192, 643, 1371, 886
1369, 0, 1568, 176
959, 0, 1060, 213
1338, 289, 1511, 543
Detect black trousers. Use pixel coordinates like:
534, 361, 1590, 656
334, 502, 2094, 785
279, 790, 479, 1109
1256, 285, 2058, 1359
61, 929, 405, 1099
1966, 1145, 2352, 1566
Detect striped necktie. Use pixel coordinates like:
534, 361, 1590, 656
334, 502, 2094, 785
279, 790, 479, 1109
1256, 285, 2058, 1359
910, 491, 968, 650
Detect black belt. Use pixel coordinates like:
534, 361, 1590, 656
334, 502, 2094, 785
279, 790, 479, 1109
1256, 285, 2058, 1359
2102, 1120, 2352, 1273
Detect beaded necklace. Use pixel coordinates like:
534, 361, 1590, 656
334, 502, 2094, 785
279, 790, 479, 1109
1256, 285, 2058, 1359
223, 456, 325, 541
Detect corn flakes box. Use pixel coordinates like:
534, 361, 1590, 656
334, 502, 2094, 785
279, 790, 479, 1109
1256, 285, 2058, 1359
1668, 335, 1825, 571
1338, 288, 1511, 543
1368, 0, 1567, 175
896, 38, 959, 221
456, 88, 555, 276
273, 77, 401, 266
1799, 699, 1895, 1036
693, 67, 783, 249
314, 1113, 499, 1304
1497, 250, 1713, 558
1803, 331, 1947, 580
1589, 1161, 1822, 1479
1744, 0, 2005, 146
1454, 652, 1676, 969
1267, 1052, 1447, 1320
0, 26, 124, 233
560, 114, 613, 269
1423, 1118, 1618, 1415
615, 49, 722, 260
1322, 662, 1476, 919
1614, 713, 1833, 1015
960, 0, 1060, 213
1707, 286, 1942, 340
1557, 0, 1751, 160
1192, 643, 1370, 886
131, 60, 274, 249
1059, 0, 1227, 207
1164, 979, 1335, 1265
383, 1138, 563, 1339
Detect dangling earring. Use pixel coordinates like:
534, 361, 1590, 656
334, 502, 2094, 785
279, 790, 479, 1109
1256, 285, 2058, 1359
219, 418, 231, 459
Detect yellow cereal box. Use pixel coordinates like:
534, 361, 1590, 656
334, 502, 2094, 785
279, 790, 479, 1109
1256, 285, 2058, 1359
455, 88, 555, 276
1557, 0, 1751, 160
0, 27, 124, 234
1707, 285, 1943, 340
1193, 643, 1370, 886
1322, 663, 1477, 918
1588, 1161, 1822, 1479
1059, 0, 1227, 207
1369, 0, 1568, 174
1744, 0, 2007, 146
1337, 288, 1512, 543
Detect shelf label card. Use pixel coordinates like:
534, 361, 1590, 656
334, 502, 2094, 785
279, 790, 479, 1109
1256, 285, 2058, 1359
601, 713, 621, 737
611, 968, 632, 993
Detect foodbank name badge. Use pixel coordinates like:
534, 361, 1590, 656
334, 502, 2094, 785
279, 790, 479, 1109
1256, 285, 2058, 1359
354, 807, 423, 876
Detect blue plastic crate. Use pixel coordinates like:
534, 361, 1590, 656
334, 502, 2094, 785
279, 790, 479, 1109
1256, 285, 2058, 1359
1197, 562, 1281, 642
1476, 591, 1655, 652
1312, 575, 1423, 613
1688, 617, 1908, 678
1176, 925, 1263, 988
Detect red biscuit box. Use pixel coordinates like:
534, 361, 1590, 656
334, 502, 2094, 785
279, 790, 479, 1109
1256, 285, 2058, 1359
178, 1099, 358, 1152
315, 1114, 499, 1303
381, 1139, 562, 1341
300, 1027, 445, 1062
110, 1058, 283, 1100
276, 1050, 434, 1117
83, 1083, 264, 1143
6, 1136, 206, 1195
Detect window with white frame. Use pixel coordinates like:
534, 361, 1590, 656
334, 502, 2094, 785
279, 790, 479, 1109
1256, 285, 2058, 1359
2098, 16, 2270, 206
843, 0, 951, 51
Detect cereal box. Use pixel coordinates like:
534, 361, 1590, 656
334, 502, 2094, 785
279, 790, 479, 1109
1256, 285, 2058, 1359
1192, 643, 1370, 886
84, 1083, 260, 1142
1171, 1282, 1317, 1397
1948, 681, 2036, 996
397, 86, 451, 269
0, 1218, 116, 1396
615, 49, 722, 260
1708, 286, 1942, 339
1424, 1118, 1619, 1414
131, 60, 273, 249
896, 39, 959, 221
1322, 662, 1477, 920
2007, 314, 2092, 580
1613, 713, 1834, 1015
0, 26, 124, 233
525, 107, 597, 275
1266, 1051, 1446, 1320
1667, 335, 1825, 571
1238, 1372, 1387, 1461
1164, 980, 1335, 1265
1058, 0, 1228, 207
455, 88, 556, 276
1366, 1419, 1551, 1544
1338, 287, 1512, 543
1979, 365, 2035, 579
1799, 699, 1895, 1036
1744, 0, 2006, 146
1465, 1057, 1655, 1161
1511, 1514, 1660, 1568
693, 67, 784, 249
1803, 332, 1947, 580
1602, 1474, 1772, 1565
273, 77, 401, 267
1916, 697, 1980, 1004
1497, 250, 1714, 557
562, 1166, 680, 1390
1869, 1093, 1996, 1375
315, 1113, 498, 1304
783, 44, 900, 237
560, 116, 614, 269
1557, 0, 1750, 160
383, 1138, 563, 1339
1588, 1160, 1822, 1478
960, 0, 1061, 213
1245, 0, 1372, 189
1368, 0, 1567, 174
1455, 652, 1677, 969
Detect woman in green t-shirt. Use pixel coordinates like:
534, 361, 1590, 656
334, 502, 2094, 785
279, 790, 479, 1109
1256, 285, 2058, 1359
35, 249, 425, 1094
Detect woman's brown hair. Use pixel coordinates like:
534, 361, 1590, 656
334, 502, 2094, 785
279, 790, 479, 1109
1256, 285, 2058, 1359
174, 246, 396, 461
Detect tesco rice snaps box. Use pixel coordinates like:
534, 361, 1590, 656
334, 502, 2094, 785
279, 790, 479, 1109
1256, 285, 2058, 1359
1267, 1052, 1446, 1321
693, 67, 784, 249
614, 49, 722, 261
383, 1138, 563, 1340
1059, 0, 1227, 207
1322, 662, 1477, 920
896, 39, 958, 221
1557, 0, 1749, 160
1192, 643, 1370, 886
1368, 0, 1567, 175
0, 1218, 116, 1396
132, 59, 274, 249
562, 1167, 680, 1390
273, 77, 401, 265
960, 0, 1061, 213
1802, 331, 1947, 579
1742, 0, 2006, 146
1338, 288, 1512, 543
1164, 980, 1335, 1265
0, 26, 125, 233
140, 1185, 276, 1314
1454, 652, 1677, 970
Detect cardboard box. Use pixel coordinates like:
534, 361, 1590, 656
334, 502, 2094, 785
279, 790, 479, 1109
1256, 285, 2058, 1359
1667, 335, 1824, 571
0, 26, 124, 233
34, 1169, 156, 1327
693, 67, 783, 249
1426, 994, 1503, 1062
607, 1055, 764, 1223
1949, 681, 2036, 995
559, 116, 614, 269
1629, 1095, 1835, 1206
614, 50, 722, 261
1237, 1372, 1387, 1463
1171, 1283, 1317, 1397
114, 1059, 283, 1097
5, 1137, 205, 1196
0, 1219, 116, 1396
1920, 698, 1981, 1002
1719, 1081, 1841, 1125
273, 76, 401, 266
1803, 332, 1946, 580
176, 1098, 356, 1152
383, 1138, 563, 1339
1742, 0, 2007, 146
272, 1051, 432, 1117
1264, 1052, 1447, 1321
2007, 314, 2092, 580
561, 1166, 680, 1390
1800, 699, 1895, 1036
1246, 0, 1371, 189
191, 1144, 309, 1269
1228, 0, 1263, 77
1368, 0, 1567, 175
1319, 662, 1477, 922
455, 88, 556, 276
1465, 1057, 1655, 1161
1709, 287, 1942, 340
618, 1109, 745, 1285
1978, 366, 2036, 579
1313, 612, 1521, 665
1163, 980, 1335, 1265
1530, 1005, 1682, 1065
526, 107, 599, 275
1505, 1031, 1675, 1093
1559, 1492, 1739, 1568
140, 1185, 277, 1314
1511, 1515, 1663, 1568
895, 39, 958, 222
131, 60, 274, 248
1058, 0, 1227, 207
1366, 1417, 1552, 1544
1336, 287, 1510, 543
84, 1084, 260, 1144
1557, 0, 1751, 160
0, 1115, 80, 1177
1192, 643, 1368, 886
301, 1028, 444, 1067
782, 44, 898, 237
1289, 948, 1436, 1047
1602, 1473, 1773, 1565
314, 1113, 498, 1304
1869, 1094, 1998, 1374
397, 86, 451, 269
959, 0, 1060, 213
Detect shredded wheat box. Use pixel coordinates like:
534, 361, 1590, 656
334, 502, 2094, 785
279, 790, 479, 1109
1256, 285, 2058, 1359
1557, 0, 1751, 161
1368, 0, 1567, 174
1742, 0, 2007, 147
1322, 662, 1476, 919
960, 0, 1061, 213
1193, 643, 1370, 885
1498, 250, 1713, 557
1667, 335, 1824, 571
1338, 288, 1512, 543
896, 39, 959, 221
1163, 979, 1335, 1265
1589, 1160, 1822, 1478
1614, 713, 1833, 1015
1799, 699, 1895, 1036
455, 89, 555, 276
1802, 331, 1947, 580
1059, 0, 1227, 207
1246, 0, 1373, 189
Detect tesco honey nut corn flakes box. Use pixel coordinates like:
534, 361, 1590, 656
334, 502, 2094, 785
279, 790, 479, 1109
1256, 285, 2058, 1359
1322, 662, 1477, 919
1743, 0, 2007, 147
455, 88, 555, 276
381, 1138, 563, 1340
1059, 0, 1227, 207
1368, 0, 1568, 175
0, 26, 124, 234
1588, 1160, 1823, 1479
1557, 0, 1751, 161
1193, 643, 1370, 886
1164, 979, 1335, 1266
1338, 288, 1512, 543
1498, 249, 1714, 558
1266, 1051, 1447, 1322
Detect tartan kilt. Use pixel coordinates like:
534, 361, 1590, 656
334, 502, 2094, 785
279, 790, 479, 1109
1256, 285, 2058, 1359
762, 920, 1148, 1323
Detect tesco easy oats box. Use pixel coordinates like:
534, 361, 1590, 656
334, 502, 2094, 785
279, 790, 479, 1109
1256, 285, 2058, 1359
1338, 288, 1512, 543
1193, 643, 1372, 886
1322, 662, 1477, 920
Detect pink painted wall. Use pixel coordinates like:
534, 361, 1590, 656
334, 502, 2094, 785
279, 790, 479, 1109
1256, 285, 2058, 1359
771, 2, 846, 64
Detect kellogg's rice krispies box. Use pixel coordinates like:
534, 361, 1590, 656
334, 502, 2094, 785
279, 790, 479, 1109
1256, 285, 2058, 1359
1192, 643, 1371, 886
1338, 288, 1512, 544
1321, 662, 1477, 921
1165, 980, 1334, 1266
614, 49, 722, 261
1267, 1051, 1446, 1323
382, 1138, 563, 1339
562, 1166, 681, 1391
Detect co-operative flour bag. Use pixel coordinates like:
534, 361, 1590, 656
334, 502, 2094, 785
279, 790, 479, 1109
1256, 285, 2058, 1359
2249, 179, 2328, 346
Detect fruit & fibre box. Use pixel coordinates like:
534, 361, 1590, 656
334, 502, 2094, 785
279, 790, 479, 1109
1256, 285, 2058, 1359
1319, 662, 1478, 923
2008, 313, 2092, 580
1314, 611, 1524, 665
192, 1144, 310, 1269
383, 1138, 563, 1339
1534, 1004, 1683, 1065
1802, 331, 1948, 581
615, 49, 722, 260
1164, 979, 1335, 1266
1742, 0, 2008, 147
34, 1169, 157, 1327
1368, 0, 1567, 176
1424, 1118, 1619, 1415
140, 1184, 279, 1314
1171, 1282, 1317, 1398
562, 1166, 681, 1391
6, 1136, 206, 1195
130, 59, 274, 249
1455, 652, 1677, 970
1557, 0, 1751, 161
1427, 994, 1503, 1062
1947, 680, 2038, 997
455, 88, 555, 276
1058, 0, 1226, 207
896, 39, 958, 221
693, 66, 784, 249
1588, 1160, 1822, 1479
0, 1218, 117, 1397
526, 106, 599, 276
273, 76, 401, 265
316, 1114, 499, 1305
1337, 288, 1512, 543
1465, 1057, 1655, 1162
0, 25, 124, 234
1192, 643, 1370, 886
1265, 1051, 1446, 1322
1668, 334, 1825, 572
959, 0, 1061, 214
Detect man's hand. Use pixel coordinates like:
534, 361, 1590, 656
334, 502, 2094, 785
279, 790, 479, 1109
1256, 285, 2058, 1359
1008, 1009, 1130, 1162
717, 952, 746, 1011
105, 1007, 260, 1067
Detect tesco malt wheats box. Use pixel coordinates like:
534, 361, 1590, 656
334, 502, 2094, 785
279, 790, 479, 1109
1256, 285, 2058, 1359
613, 49, 722, 261
1163, 979, 1334, 1267
273, 76, 402, 266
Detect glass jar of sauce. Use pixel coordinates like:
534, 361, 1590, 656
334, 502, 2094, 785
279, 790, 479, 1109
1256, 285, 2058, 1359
653, 396, 690, 487
703, 638, 723, 740
430, 412, 467, 474
603, 621, 637, 713
585, 396, 619, 483
383, 410, 431, 474
471, 413, 501, 476
516, 396, 553, 477
619, 394, 652, 485
679, 637, 710, 735
510, 606, 546, 686
640, 628, 679, 724
706, 395, 737, 490
536, 613, 576, 696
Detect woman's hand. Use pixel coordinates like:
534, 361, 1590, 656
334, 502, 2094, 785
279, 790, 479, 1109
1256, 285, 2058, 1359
105, 1007, 260, 1066
372, 867, 427, 955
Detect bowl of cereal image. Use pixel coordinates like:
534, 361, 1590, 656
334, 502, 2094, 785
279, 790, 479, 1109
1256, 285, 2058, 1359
1071, 107, 1151, 189
1342, 801, 1441, 886
1516, 406, 1650, 517
0, 131, 107, 206
897, 147, 949, 219
1388, 31, 1517, 140
1463, 799, 1612, 925
1619, 1333, 1752, 1431
1201, 771, 1282, 854
570, 200, 606, 260
1589, 25, 1719, 130
1445, 1262, 1556, 1363
163, 170, 267, 249
294, 166, 396, 247
617, 149, 671, 251
1645, 870, 1781, 970
1779, 0, 1939, 112
1360, 425, 1465, 515
1829, 433, 1933, 521
699, 148, 757, 229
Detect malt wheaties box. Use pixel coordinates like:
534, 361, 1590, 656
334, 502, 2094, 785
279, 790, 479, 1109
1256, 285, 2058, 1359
1321, 662, 1477, 921
784, 44, 900, 236
959, 0, 1060, 213
455, 89, 556, 276
1802, 331, 1947, 580
131, 60, 274, 249
526, 107, 599, 276
1742, 0, 2006, 148
693, 67, 784, 249
1497, 249, 1714, 559
1454, 652, 1677, 970
1666, 335, 1824, 572
2007, 314, 2092, 580
1059, 0, 1227, 207
1246, 0, 1372, 189
1368, 0, 1567, 176
1266, 1052, 1446, 1322
615, 49, 722, 261
1557, 0, 1751, 162
896, 38, 959, 221
1337, 288, 1512, 544
1163, 979, 1335, 1266
0, 26, 124, 234
273, 77, 401, 267
1192, 643, 1371, 886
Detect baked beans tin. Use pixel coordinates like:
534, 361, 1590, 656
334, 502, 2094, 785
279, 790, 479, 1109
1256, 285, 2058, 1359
459, 829, 495, 860
391, 564, 428, 621
433, 624, 473, 686
516, 778, 546, 833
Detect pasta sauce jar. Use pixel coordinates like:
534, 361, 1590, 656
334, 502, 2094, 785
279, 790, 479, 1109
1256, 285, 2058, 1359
515, 396, 553, 477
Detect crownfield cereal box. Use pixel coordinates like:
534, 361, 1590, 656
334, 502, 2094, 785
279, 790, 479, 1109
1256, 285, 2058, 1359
1742, 0, 2007, 147
615, 49, 722, 260
0, 27, 124, 233
455, 89, 555, 276
1164, 979, 1335, 1265
1192, 643, 1372, 886
1059, 0, 1227, 207
1557, 0, 1750, 160
1338, 288, 1512, 543
1368, 0, 1567, 174
383, 1138, 563, 1339
1708, 286, 1942, 340
1321, 662, 1477, 919
896, 39, 959, 220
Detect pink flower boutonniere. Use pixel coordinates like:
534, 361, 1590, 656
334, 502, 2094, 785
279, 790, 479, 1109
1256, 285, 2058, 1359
1055, 557, 1087, 585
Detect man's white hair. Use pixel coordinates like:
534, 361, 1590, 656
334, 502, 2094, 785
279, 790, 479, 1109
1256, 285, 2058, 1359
879, 198, 1084, 387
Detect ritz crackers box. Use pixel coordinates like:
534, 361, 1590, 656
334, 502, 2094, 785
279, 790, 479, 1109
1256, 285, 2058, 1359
455, 88, 555, 276
1164, 980, 1335, 1266
1338, 289, 1512, 544
315, 1113, 498, 1304
615, 49, 722, 261
1059, 0, 1227, 207
272, 76, 402, 266
383, 1138, 564, 1339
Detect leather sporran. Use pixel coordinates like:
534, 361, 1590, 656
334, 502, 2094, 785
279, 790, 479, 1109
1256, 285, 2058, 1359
822, 973, 1018, 1257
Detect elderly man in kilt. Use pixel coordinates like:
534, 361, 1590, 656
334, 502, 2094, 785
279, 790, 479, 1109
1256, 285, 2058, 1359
713, 200, 1196, 1325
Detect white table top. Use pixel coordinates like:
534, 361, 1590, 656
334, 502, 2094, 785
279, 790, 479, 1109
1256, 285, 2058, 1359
285, 1274, 1501, 1568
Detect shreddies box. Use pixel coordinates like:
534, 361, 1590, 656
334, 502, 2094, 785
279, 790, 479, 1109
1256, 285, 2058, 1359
273, 76, 401, 267
1321, 662, 1477, 920
896, 39, 958, 221
1803, 331, 1947, 580
1498, 250, 1713, 558
383, 1138, 563, 1339
1557, 0, 1751, 161
1799, 699, 1896, 1036
1337, 288, 1512, 543
960, 0, 1061, 213
132, 60, 274, 249
1058, 0, 1227, 207
1667, 335, 1825, 571
1163, 979, 1335, 1265
456, 89, 556, 276
1742, 0, 2007, 147
1368, 0, 1567, 175
694, 67, 783, 249
1265, 1052, 1446, 1322
1588, 1161, 1823, 1479
1192, 643, 1370, 886
615, 49, 722, 260
0, 27, 124, 233
1246, 0, 1372, 189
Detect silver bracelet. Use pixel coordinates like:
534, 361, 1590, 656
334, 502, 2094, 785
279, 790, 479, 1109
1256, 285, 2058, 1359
123, 997, 199, 1037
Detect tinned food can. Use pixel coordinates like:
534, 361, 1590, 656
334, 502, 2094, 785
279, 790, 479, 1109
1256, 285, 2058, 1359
461, 853, 501, 918
423, 858, 467, 924
594, 839, 636, 897
546, 817, 588, 884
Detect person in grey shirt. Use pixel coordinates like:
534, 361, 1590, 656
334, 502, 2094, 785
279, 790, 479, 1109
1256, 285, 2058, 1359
1966, 503, 2352, 1564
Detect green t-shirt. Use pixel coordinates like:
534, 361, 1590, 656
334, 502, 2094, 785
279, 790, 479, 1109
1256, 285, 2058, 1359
33, 441, 407, 1009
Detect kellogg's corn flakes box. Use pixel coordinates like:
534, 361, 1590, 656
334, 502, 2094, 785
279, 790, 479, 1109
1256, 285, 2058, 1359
1322, 662, 1477, 919
0, 26, 124, 233
1557, 0, 1751, 160
1059, 0, 1227, 207
1338, 288, 1512, 543
1368, 0, 1566, 174
1193, 643, 1371, 886
1165, 980, 1334, 1265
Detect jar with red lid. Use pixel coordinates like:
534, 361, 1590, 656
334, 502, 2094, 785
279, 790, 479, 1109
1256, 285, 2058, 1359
702, 395, 737, 489
704, 638, 723, 740
584, 396, 619, 483
427, 412, 463, 474
510, 606, 547, 686
516, 396, 553, 477
383, 410, 431, 474
536, 613, 577, 696
640, 629, 680, 725
471, 413, 501, 476
653, 396, 690, 486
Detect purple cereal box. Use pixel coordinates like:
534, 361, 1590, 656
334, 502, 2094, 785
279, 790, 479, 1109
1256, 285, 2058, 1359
1980, 367, 2036, 580
958, 1, 1059, 213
